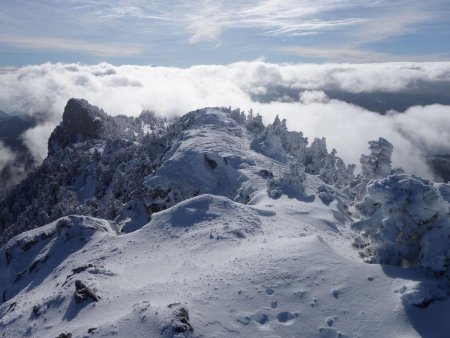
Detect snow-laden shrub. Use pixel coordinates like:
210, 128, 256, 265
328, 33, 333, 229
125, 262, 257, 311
352, 174, 450, 279
319, 149, 356, 187
267, 161, 306, 198
360, 137, 393, 179
252, 115, 355, 188
349, 137, 405, 201
397, 281, 447, 308
305, 137, 328, 175
283, 162, 306, 192
317, 185, 334, 205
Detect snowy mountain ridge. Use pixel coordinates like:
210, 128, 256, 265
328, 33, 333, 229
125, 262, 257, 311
1, 99, 450, 337
1, 98, 355, 243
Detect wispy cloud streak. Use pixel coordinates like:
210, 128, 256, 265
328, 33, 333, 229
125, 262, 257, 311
0, 34, 142, 57
1, 0, 447, 61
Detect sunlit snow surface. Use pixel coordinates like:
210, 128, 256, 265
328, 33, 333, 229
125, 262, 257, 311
1, 194, 449, 337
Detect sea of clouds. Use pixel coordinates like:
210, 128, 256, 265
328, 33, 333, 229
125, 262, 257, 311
1, 61, 450, 180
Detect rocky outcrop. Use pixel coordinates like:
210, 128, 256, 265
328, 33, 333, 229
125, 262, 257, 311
74, 280, 100, 304
48, 99, 108, 152
47, 99, 163, 155
161, 303, 193, 337
55, 332, 72, 338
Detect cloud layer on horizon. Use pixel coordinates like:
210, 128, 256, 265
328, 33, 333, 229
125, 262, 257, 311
1, 61, 450, 180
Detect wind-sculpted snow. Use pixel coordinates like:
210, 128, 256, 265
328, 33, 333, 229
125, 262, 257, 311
145, 194, 262, 243
1, 216, 117, 304
1, 189, 449, 337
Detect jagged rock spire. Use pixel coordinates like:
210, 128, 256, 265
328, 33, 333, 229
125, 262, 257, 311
48, 99, 108, 153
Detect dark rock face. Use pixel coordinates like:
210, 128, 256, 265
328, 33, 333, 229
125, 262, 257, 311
48, 99, 163, 155
74, 280, 100, 304
48, 99, 107, 152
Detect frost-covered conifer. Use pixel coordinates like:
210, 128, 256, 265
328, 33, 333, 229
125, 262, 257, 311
360, 137, 393, 179
305, 138, 328, 175
352, 174, 450, 279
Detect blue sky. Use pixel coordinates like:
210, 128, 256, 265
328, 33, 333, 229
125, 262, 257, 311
0, 0, 449, 67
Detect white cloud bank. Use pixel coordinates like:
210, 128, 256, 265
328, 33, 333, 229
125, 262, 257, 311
0, 142, 16, 172
1, 61, 450, 180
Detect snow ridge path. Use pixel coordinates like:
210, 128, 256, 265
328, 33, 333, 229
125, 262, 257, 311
0, 103, 449, 337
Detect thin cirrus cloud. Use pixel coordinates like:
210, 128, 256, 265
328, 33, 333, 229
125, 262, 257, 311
0, 0, 448, 64
0, 34, 142, 57
1, 61, 450, 180
279, 47, 449, 63
180, 0, 366, 42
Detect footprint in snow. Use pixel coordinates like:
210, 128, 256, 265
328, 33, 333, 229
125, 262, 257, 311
331, 289, 340, 299
276, 311, 298, 324
293, 290, 307, 299
266, 288, 275, 295
318, 326, 347, 338
235, 311, 252, 325
326, 317, 334, 327
252, 311, 269, 325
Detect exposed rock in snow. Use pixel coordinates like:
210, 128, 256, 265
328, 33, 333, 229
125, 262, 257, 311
74, 280, 100, 304
49, 98, 108, 151
161, 303, 194, 337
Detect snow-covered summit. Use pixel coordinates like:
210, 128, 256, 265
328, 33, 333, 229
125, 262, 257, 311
1, 99, 450, 337
0, 102, 350, 243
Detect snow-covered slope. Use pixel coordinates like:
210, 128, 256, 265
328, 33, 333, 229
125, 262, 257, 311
1, 100, 450, 337
1, 194, 449, 337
